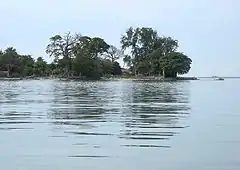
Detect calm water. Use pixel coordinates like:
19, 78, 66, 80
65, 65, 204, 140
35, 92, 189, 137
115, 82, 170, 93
0, 79, 240, 170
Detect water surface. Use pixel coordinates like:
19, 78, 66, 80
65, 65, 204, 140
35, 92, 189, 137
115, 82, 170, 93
0, 79, 239, 170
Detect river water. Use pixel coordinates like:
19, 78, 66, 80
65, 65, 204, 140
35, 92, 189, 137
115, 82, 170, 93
0, 79, 239, 170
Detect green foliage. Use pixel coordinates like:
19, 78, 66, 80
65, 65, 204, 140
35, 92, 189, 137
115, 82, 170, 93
105, 45, 123, 62
121, 26, 191, 77
34, 57, 48, 76
71, 35, 111, 79
149, 49, 192, 76
46, 32, 78, 60
19, 55, 35, 76
73, 53, 103, 79
101, 59, 113, 75
0, 27, 192, 79
89, 37, 110, 57
162, 52, 192, 75
0, 47, 21, 76
123, 55, 132, 67
112, 62, 122, 75
46, 32, 80, 74
0, 48, 50, 77
137, 60, 151, 75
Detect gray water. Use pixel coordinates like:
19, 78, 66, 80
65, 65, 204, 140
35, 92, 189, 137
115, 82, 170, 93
0, 79, 240, 170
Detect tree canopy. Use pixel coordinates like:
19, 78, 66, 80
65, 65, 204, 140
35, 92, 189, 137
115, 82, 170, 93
121, 27, 192, 77
0, 27, 192, 79
0, 48, 48, 77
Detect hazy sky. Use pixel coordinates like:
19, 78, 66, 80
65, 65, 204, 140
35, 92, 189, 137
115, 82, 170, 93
0, 0, 239, 76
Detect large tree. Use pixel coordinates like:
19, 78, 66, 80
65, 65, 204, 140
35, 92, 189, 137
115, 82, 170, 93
46, 32, 80, 74
101, 59, 113, 75
18, 55, 35, 76
72, 36, 110, 79
73, 36, 109, 57
0, 47, 20, 76
45, 32, 115, 79
105, 45, 123, 62
34, 57, 48, 76
120, 27, 160, 74
89, 37, 110, 57
73, 53, 103, 79
149, 50, 192, 77
121, 26, 191, 77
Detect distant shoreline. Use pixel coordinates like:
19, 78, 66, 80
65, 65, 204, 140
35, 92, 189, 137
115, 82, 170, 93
198, 77, 240, 79
1, 75, 240, 81
0, 76, 199, 81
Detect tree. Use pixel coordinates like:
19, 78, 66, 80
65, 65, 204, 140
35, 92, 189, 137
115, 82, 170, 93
163, 52, 192, 77
161, 37, 178, 55
73, 53, 102, 79
123, 55, 131, 68
106, 45, 123, 62
112, 62, 122, 75
0, 47, 20, 76
0, 27, 192, 79
19, 55, 35, 76
120, 27, 160, 74
120, 26, 189, 77
46, 32, 80, 74
149, 50, 192, 77
101, 59, 113, 75
72, 36, 110, 79
34, 57, 48, 76
137, 60, 151, 75
89, 37, 110, 57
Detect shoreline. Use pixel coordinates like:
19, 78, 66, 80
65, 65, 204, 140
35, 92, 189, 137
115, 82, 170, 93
0, 76, 199, 81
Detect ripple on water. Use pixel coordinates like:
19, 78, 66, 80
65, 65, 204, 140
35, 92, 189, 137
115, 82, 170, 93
0, 80, 191, 169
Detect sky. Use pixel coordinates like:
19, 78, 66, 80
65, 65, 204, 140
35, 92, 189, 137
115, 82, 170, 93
0, 0, 239, 77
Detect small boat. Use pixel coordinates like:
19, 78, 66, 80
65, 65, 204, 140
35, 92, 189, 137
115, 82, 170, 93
214, 77, 224, 81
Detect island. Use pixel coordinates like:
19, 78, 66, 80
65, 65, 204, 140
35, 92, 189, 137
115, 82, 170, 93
0, 26, 194, 80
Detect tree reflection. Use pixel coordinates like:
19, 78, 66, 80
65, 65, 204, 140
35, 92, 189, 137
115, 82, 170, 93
119, 81, 191, 148
49, 81, 106, 126
48, 81, 122, 129
48, 80, 191, 148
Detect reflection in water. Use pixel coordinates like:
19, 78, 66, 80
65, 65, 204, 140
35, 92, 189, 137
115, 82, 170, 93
48, 80, 191, 152
0, 80, 191, 169
0, 81, 52, 132
119, 81, 190, 148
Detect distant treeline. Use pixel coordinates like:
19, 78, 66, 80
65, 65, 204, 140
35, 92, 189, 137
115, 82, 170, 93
0, 27, 192, 79
0, 47, 122, 79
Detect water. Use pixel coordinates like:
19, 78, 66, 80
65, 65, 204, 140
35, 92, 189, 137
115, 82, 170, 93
0, 79, 240, 170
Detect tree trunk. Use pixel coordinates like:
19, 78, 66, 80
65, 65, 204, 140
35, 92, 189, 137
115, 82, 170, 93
7, 66, 10, 77
162, 68, 165, 79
